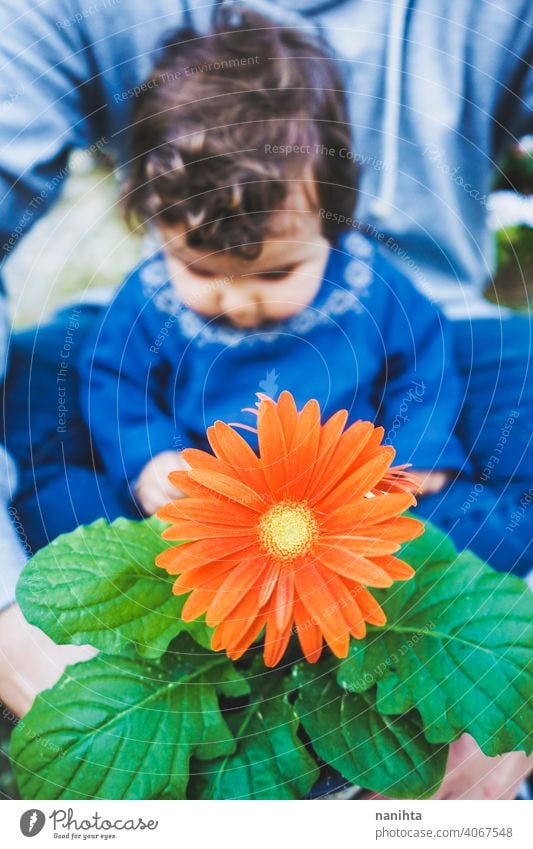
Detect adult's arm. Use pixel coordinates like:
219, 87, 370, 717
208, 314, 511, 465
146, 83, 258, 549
0, 0, 100, 272
0, 0, 188, 611
0, 0, 189, 273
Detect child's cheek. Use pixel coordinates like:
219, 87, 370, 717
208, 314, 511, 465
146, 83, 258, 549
265, 279, 320, 319
182, 284, 218, 316
169, 276, 213, 315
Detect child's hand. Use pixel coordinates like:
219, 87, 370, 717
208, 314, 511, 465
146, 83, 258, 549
135, 451, 190, 515
415, 469, 450, 495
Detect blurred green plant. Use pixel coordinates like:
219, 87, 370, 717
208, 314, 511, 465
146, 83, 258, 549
0, 715, 19, 799
486, 142, 533, 309
496, 225, 533, 274
494, 141, 533, 195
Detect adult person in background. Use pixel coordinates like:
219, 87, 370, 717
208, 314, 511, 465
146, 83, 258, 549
0, 0, 531, 797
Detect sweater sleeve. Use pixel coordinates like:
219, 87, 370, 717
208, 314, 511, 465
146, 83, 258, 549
372, 252, 467, 472
79, 263, 185, 485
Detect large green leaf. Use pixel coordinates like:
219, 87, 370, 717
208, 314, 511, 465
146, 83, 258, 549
16, 516, 212, 658
11, 640, 249, 800
296, 662, 447, 799
401, 515, 459, 566
196, 669, 319, 799
338, 538, 533, 756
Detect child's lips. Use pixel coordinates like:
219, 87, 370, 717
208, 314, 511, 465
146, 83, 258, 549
198, 311, 258, 330
231, 317, 260, 329
221, 311, 262, 329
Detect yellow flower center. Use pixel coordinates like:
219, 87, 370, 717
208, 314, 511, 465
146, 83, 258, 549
259, 500, 318, 561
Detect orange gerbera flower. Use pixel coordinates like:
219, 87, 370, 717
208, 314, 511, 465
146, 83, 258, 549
156, 392, 424, 667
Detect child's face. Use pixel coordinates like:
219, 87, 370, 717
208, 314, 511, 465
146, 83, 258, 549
158, 188, 329, 329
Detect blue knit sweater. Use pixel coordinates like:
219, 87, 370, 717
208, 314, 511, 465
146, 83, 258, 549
79, 231, 466, 484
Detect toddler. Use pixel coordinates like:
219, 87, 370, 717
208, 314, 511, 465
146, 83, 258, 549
79, 8, 464, 516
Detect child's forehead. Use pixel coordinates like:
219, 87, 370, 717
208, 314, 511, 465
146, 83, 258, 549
159, 182, 323, 273
161, 215, 323, 276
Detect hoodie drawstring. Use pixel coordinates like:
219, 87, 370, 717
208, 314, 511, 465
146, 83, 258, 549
370, 0, 411, 219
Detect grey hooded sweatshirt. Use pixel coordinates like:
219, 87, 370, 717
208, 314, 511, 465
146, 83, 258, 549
0, 0, 531, 604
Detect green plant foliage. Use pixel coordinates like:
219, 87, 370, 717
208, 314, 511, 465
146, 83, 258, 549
16, 517, 212, 658
11, 639, 249, 800
338, 546, 533, 756
10, 516, 533, 800
401, 514, 458, 564
196, 671, 319, 799
296, 662, 447, 799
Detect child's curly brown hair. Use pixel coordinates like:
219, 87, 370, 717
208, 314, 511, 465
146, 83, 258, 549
123, 7, 358, 259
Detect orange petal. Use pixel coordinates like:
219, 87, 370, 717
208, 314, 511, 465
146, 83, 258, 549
285, 399, 322, 498
313, 565, 367, 638
293, 595, 323, 663
350, 584, 387, 626
205, 557, 268, 626
307, 420, 376, 502
323, 629, 349, 658
180, 448, 231, 476
358, 516, 424, 543
263, 613, 293, 668
158, 537, 257, 575
157, 497, 257, 527
324, 492, 416, 534
371, 554, 416, 580
347, 426, 386, 471
314, 544, 393, 587
273, 565, 295, 633
258, 559, 281, 607
257, 398, 288, 496
224, 612, 268, 660
167, 470, 220, 499
177, 562, 235, 612
293, 561, 350, 657
376, 464, 423, 495
276, 390, 299, 442
171, 557, 238, 594
349, 618, 367, 639
301, 409, 348, 499
181, 587, 218, 619
161, 521, 255, 540
207, 421, 269, 494
322, 534, 402, 556
315, 449, 395, 514
156, 545, 188, 572
211, 582, 265, 651
188, 470, 267, 511
340, 440, 392, 488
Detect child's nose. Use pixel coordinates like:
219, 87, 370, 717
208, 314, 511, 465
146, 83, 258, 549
222, 283, 254, 311
221, 285, 261, 325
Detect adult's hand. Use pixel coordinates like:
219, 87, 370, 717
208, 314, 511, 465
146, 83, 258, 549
431, 733, 532, 800
0, 602, 95, 718
364, 733, 532, 800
